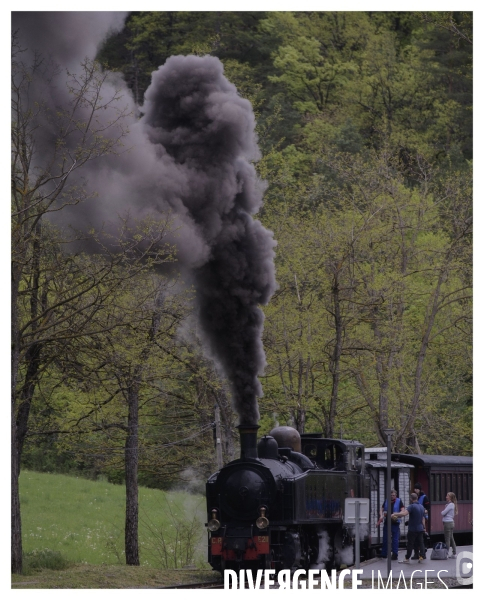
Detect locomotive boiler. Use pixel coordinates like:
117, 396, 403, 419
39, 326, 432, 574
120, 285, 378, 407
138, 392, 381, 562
205, 425, 369, 573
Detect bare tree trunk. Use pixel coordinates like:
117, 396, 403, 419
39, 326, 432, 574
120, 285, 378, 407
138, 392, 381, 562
124, 289, 165, 565
397, 267, 447, 447
16, 343, 42, 463
11, 263, 22, 574
374, 332, 389, 435
11, 225, 41, 574
11, 301, 22, 573
125, 381, 140, 566
11, 428, 22, 574
327, 274, 343, 438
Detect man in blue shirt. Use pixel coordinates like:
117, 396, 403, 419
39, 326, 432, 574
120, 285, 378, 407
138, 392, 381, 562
376, 489, 401, 560
393, 492, 427, 563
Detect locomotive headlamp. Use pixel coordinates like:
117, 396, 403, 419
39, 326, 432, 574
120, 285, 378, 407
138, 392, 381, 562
256, 506, 269, 530
207, 509, 220, 532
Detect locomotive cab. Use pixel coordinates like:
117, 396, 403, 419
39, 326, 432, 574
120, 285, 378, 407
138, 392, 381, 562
300, 434, 365, 473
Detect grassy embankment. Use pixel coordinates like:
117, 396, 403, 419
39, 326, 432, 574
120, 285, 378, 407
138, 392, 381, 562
13, 470, 220, 588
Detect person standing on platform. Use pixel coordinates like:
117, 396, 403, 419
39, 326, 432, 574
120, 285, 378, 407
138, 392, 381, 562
376, 488, 402, 560
394, 493, 427, 563
442, 492, 458, 558
412, 482, 430, 558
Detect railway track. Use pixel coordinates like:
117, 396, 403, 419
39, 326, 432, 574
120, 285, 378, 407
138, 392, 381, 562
160, 580, 224, 589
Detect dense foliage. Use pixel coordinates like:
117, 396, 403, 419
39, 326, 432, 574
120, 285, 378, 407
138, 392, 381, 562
100, 10, 473, 455
18, 11, 472, 494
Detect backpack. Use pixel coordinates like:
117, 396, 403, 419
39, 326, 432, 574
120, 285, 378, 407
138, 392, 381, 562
430, 542, 448, 560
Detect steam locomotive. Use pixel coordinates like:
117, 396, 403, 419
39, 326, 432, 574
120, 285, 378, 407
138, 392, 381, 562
205, 425, 473, 573
205, 425, 368, 573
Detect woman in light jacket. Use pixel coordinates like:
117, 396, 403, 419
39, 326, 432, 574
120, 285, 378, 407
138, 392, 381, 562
441, 492, 458, 558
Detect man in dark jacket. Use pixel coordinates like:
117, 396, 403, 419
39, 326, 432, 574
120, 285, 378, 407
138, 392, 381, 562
394, 493, 427, 563
414, 483, 430, 520
413, 482, 430, 558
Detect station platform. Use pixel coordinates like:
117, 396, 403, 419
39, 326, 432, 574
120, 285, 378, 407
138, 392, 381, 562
350, 545, 473, 587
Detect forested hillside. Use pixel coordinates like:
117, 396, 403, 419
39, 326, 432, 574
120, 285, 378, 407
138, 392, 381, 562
12, 10, 472, 576
15, 10, 472, 488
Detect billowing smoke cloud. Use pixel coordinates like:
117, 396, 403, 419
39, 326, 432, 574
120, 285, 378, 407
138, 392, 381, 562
142, 56, 276, 425
12, 11, 128, 72
12, 12, 277, 427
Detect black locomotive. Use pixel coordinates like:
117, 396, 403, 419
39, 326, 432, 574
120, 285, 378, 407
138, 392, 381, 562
205, 427, 473, 573
205, 425, 368, 573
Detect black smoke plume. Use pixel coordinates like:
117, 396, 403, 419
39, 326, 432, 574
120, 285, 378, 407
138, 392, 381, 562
12, 13, 277, 427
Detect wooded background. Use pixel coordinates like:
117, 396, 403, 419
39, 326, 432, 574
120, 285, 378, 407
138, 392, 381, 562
12, 10, 471, 571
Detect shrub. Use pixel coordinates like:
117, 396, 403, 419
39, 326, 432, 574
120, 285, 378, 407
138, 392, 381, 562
23, 549, 71, 575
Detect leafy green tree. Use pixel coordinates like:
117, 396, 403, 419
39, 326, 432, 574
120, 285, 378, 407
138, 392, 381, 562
98, 11, 270, 104
260, 139, 471, 452
262, 12, 371, 114
61, 268, 184, 565
11, 38, 133, 573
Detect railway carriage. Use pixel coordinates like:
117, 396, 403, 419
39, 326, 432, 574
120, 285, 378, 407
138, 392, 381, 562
391, 453, 473, 544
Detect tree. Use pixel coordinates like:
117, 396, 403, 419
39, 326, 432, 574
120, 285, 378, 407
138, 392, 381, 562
308, 147, 472, 450
11, 38, 133, 573
260, 141, 471, 452
63, 270, 186, 566
98, 11, 270, 105
262, 12, 371, 114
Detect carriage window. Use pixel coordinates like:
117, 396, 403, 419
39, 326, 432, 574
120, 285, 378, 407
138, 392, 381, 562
458, 474, 463, 499
324, 447, 335, 469
453, 474, 457, 495
355, 446, 363, 472
335, 448, 345, 470
469, 474, 473, 500
463, 474, 468, 501
348, 447, 355, 470
430, 474, 435, 501
304, 444, 317, 458
435, 474, 441, 501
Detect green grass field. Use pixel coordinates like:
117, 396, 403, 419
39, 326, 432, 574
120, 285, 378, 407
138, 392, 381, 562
19, 470, 209, 570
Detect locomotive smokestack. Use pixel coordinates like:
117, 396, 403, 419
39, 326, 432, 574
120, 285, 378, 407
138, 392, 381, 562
238, 425, 259, 461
